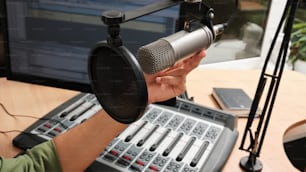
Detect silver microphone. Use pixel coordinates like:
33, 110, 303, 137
137, 24, 224, 74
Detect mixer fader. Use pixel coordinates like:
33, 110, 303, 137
97, 102, 236, 172
13, 93, 238, 172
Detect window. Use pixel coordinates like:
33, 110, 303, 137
200, 0, 288, 69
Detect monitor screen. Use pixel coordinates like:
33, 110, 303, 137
2, 0, 179, 92
0, 12, 5, 76
2, 0, 273, 92
0, 31, 4, 77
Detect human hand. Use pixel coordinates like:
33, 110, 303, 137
145, 50, 206, 104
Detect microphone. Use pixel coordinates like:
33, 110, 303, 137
137, 24, 225, 74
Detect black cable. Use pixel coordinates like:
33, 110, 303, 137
0, 102, 68, 135
0, 102, 41, 119
0, 129, 27, 134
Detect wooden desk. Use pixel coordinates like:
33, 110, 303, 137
0, 79, 78, 158
240, 1, 266, 12
1, 69, 305, 171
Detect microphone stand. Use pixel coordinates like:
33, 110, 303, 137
239, 0, 299, 171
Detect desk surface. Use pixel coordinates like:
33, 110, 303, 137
1, 69, 305, 171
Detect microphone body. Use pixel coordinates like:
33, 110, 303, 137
137, 25, 214, 74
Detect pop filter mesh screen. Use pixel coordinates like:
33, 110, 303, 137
89, 43, 147, 123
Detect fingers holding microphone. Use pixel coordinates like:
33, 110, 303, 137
175, 49, 206, 74
185, 50, 206, 72
156, 49, 206, 84
145, 50, 206, 104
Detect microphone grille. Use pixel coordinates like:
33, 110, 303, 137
138, 39, 175, 74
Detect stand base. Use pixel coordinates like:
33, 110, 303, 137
240, 156, 263, 172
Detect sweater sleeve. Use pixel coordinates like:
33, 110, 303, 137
0, 140, 62, 172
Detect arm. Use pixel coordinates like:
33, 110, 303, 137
53, 110, 127, 172
53, 50, 206, 172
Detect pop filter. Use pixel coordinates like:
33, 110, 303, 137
88, 41, 148, 124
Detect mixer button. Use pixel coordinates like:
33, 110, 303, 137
149, 154, 169, 171
178, 119, 196, 134
145, 108, 162, 122
155, 111, 173, 126
36, 127, 48, 133
103, 153, 116, 162
123, 155, 132, 161
149, 165, 159, 171
130, 164, 142, 172
136, 160, 145, 166
116, 158, 130, 167
204, 126, 221, 143
165, 160, 182, 172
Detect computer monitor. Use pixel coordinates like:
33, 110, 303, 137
0, 13, 5, 77
1, 0, 276, 92
0, 33, 4, 77
1, 0, 180, 92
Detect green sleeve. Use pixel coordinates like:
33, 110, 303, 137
0, 140, 62, 172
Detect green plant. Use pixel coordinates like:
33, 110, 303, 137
288, 19, 306, 65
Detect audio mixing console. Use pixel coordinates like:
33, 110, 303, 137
13, 93, 238, 172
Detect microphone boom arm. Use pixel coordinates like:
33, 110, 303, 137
101, 0, 217, 47
238, 0, 299, 171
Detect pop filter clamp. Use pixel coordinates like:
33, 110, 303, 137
239, 0, 299, 171
88, 0, 217, 124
